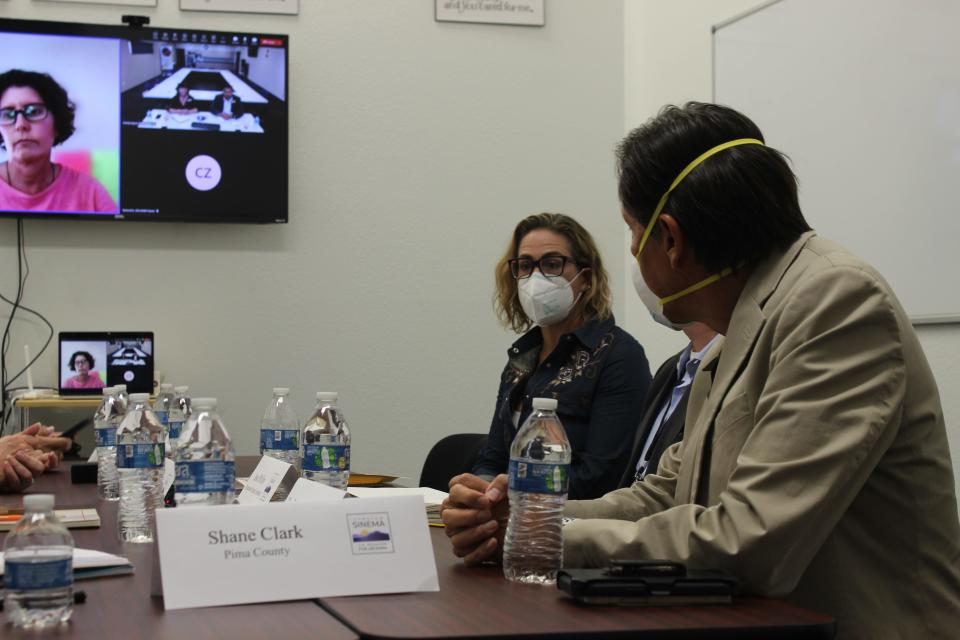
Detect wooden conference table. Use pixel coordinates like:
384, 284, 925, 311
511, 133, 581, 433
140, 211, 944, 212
1, 460, 836, 639
0, 460, 355, 640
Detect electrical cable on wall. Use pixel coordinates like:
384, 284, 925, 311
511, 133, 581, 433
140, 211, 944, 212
1, 219, 55, 436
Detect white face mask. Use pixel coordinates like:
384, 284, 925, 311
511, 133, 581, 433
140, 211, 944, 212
631, 259, 688, 331
518, 271, 584, 327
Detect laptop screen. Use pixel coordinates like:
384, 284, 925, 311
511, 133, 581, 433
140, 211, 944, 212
59, 331, 154, 395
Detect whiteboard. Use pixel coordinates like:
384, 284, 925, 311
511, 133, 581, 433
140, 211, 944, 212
714, 0, 960, 322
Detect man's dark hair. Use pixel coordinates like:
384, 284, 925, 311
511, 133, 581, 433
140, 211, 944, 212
617, 102, 810, 272
0, 69, 76, 149
68, 351, 95, 371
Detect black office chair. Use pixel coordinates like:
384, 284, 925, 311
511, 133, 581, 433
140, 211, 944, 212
419, 433, 488, 491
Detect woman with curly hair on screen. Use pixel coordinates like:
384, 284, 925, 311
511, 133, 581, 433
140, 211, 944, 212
0, 69, 117, 213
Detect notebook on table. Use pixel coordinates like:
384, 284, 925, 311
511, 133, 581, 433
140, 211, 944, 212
0, 508, 101, 531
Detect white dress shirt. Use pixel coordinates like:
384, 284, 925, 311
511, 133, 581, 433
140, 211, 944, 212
634, 334, 719, 480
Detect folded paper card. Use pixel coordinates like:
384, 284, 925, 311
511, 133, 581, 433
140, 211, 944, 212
155, 495, 438, 609
286, 478, 345, 502
236, 455, 299, 504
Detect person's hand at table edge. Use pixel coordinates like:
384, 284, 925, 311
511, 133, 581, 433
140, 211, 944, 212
442, 473, 510, 566
0, 449, 44, 493
18, 423, 72, 458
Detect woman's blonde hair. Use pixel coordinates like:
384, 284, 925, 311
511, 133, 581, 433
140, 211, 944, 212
494, 213, 613, 333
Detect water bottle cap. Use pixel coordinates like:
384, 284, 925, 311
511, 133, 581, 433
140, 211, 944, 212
129, 392, 151, 404
272, 387, 290, 395
193, 397, 217, 409
102, 387, 113, 396
116, 384, 127, 391
23, 494, 54, 511
532, 397, 558, 411
159, 383, 173, 391
174, 385, 189, 394
316, 392, 338, 402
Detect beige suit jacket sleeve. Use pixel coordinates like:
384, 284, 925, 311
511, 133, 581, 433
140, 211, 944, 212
563, 264, 907, 596
564, 439, 682, 520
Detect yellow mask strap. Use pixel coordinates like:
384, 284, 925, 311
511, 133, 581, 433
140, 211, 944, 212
659, 267, 734, 305
634, 138, 765, 259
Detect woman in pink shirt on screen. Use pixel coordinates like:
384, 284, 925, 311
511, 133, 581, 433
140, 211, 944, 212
63, 351, 105, 390
0, 69, 117, 214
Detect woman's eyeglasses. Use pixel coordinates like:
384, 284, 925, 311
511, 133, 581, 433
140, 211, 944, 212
0, 103, 49, 126
508, 255, 576, 279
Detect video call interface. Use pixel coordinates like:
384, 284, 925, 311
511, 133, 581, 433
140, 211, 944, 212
60, 336, 154, 394
0, 22, 288, 223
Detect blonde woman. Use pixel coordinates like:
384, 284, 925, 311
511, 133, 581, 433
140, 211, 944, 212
471, 213, 651, 499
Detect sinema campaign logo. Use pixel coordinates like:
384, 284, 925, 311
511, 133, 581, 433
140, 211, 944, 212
347, 512, 394, 554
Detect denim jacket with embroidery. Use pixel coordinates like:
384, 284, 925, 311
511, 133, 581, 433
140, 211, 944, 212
473, 316, 651, 499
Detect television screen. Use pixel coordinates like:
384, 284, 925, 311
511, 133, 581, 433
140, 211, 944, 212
0, 18, 288, 223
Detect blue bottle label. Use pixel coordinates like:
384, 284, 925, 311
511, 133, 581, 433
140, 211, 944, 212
260, 429, 299, 451
508, 460, 569, 495
154, 410, 169, 426
117, 442, 165, 469
95, 427, 117, 447
303, 444, 350, 472
5, 557, 73, 590
168, 421, 184, 440
175, 460, 235, 493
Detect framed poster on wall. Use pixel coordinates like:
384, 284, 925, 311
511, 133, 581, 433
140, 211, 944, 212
180, 0, 298, 14
38, 0, 157, 6
435, 0, 545, 26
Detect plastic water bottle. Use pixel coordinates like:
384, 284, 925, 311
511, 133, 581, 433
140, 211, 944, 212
153, 383, 175, 430
114, 384, 129, 412
94, 386, 123, 501
259, 387, 300, 499
302, 392, 351, 490
117, 393, 165, 543
167, 387, 187, 442
175, 398, 235, 507
174, 385, 192, 420
2, 494, 74, 628
502, 397, 571, 585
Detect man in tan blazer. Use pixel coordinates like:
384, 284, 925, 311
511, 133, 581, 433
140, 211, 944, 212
442, 103, 960, 639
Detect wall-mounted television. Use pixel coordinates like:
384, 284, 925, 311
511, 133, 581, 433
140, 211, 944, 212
0, 18, 288, 223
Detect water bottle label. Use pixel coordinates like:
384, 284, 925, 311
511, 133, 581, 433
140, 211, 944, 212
175, 460, 235, 493
95, 427, 117, 447
117, 442, 165, 468
508, 460, 569, 494
260, 429, 299, 451
5, 557, 73, 590
154, 410, 169, 426
303, 444, 350, 472
168, 421, 184, 440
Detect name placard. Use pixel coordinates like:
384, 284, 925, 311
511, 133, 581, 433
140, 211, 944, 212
155, 496, 438, 609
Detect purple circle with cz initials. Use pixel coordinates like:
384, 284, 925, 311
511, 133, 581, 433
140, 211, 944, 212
185, 155, 222, 191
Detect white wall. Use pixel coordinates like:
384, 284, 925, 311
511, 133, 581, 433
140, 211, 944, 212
0, 0, 626, 482
120, 44, 162, 92
623, 0, 960, 497
244, 47, 285, 100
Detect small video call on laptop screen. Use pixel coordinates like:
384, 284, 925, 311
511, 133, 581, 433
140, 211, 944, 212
59, 332, 154, 395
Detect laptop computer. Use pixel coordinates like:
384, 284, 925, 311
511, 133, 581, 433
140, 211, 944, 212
58, 331, 154, 396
